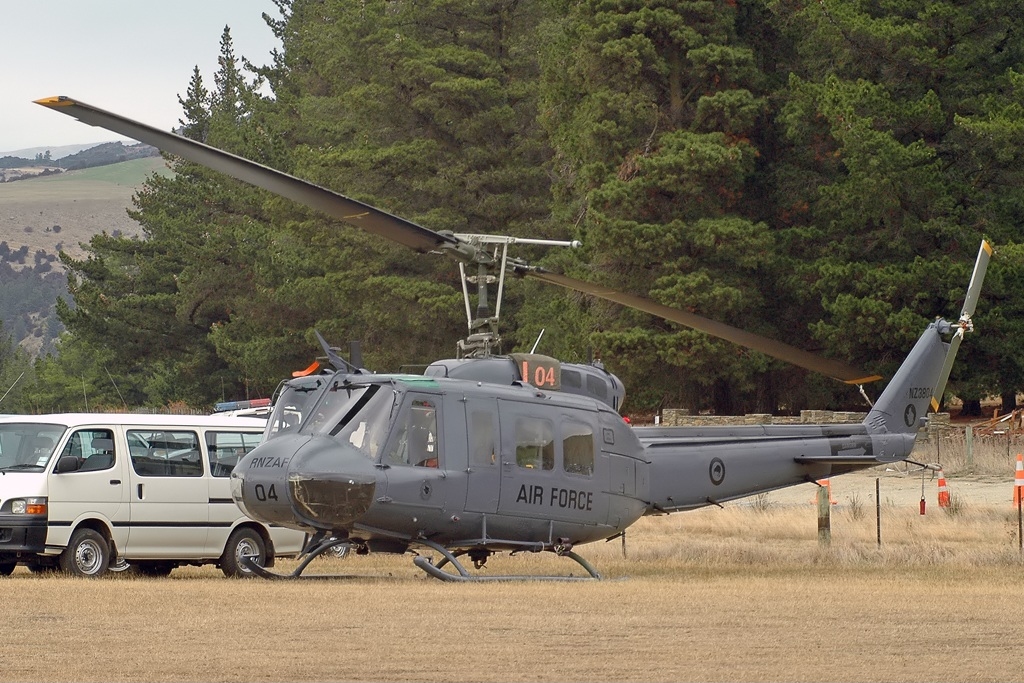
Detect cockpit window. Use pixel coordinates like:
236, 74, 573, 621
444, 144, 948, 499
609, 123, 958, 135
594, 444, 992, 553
385, 397, 439, 468
301, 381, 380, 436
0, 423, 67, 472
326, 386, 394, 460
264, 375, 330, 440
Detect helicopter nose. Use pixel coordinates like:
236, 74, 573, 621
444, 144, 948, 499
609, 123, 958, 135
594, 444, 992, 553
286, 436, 379, 530
232, 435, 378, 531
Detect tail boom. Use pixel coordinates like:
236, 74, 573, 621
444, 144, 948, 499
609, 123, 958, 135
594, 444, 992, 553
637, 301, 973, 513
639, 425, 916, 513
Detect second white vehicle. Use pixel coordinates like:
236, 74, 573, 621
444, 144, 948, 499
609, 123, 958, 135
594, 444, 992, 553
0, 413, 307, 577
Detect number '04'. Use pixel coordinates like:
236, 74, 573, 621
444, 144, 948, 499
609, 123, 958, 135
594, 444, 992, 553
253, 484, 279, 501
521, 361, 555, 387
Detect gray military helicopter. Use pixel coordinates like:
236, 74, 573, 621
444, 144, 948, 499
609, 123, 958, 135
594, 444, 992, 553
38, 96, 990, 581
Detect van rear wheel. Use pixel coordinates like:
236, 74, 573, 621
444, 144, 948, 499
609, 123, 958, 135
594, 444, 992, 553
222, 528, 266, 578
60, 528, 110, 577
0, 562, 15, 576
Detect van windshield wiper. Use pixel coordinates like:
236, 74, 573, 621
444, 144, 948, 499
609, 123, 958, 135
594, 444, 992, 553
0, 464, 44, 471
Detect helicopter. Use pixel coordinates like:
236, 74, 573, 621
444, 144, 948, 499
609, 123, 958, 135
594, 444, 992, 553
37, 95, 991, 581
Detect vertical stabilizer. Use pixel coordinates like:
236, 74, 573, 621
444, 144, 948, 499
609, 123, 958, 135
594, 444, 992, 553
865, 240, 991, 435
864, 322, 950, 434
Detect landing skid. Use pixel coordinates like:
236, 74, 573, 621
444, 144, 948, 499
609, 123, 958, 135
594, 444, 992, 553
413, 539, 602, 582
240, 537, 355, 580
239, 536, 604, 581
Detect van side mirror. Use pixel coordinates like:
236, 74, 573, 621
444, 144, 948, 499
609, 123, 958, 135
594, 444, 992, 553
55, 455, 80, 473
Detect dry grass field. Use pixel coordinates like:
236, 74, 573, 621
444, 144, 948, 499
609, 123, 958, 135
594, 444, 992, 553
4, 447, 1024, 683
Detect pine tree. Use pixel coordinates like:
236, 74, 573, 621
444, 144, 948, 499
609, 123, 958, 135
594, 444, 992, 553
770, 0, 1024, 412
534, 0, 784, 414
231, 0, 555, 373
57, 24, 288, 406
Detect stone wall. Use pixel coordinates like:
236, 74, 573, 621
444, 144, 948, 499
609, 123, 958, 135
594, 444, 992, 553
659, 409, 868, 427
658, 409, 955, 435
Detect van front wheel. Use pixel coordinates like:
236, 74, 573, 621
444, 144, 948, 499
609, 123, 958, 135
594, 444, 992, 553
61, 529, 110, 577
0, 562, 15, 576
222, 528, 266, 578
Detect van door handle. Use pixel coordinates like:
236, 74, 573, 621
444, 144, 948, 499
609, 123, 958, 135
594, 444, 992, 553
109, 479, 121, 485
137, 483, 144, 499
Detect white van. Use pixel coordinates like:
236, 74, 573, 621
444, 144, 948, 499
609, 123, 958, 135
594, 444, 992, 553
0, 413, 307, 577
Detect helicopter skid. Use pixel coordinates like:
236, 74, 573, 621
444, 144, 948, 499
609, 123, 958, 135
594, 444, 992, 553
413, 539, 603, 582
239, 537, 354, 580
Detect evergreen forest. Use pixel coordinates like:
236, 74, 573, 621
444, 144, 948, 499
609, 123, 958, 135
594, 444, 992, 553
3, 0, 1024, 418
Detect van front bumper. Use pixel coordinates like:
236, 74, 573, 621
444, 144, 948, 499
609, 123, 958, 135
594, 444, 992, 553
0, 516, 48, 556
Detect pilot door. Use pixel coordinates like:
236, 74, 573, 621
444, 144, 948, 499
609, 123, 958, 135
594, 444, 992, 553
379, 393, 451, 521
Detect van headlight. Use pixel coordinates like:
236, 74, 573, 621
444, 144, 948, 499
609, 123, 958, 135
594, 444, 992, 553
8, 497, 47, 515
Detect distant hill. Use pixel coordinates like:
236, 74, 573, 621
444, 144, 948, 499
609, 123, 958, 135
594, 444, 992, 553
0, 141, 125, 160
56, 141, 160, 170
1, 141, 159, 181
0, 154, 171, 357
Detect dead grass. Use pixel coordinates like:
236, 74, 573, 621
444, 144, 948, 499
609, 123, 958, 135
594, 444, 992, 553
919, 429, 1024, 477
4, 499, 1024, 682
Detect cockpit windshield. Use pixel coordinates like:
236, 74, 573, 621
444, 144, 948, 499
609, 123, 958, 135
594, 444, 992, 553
299, 381, 396, 460
264, 374, 331, 441
0, 423, 67, 472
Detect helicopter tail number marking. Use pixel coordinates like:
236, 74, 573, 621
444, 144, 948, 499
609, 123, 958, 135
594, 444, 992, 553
515, 484, 593, 511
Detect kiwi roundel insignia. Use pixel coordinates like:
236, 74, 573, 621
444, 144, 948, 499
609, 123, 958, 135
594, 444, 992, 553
904, 403, 917, 428
709, 457, 725, 486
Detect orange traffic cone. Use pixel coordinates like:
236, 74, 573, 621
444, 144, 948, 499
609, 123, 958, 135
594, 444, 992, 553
1014, 454, 1024, 508
937, 469, 951, 508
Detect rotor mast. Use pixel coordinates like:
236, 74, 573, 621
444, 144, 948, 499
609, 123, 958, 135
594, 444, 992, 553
453, 235, 581, 358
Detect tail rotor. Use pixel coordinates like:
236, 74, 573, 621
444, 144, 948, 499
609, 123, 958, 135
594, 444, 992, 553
930, 240, 993, 413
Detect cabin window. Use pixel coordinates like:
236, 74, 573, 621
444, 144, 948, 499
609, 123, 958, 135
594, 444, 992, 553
586, 374, 608, 399
469, 410, 496, 467
561, 370, 581, 389
206, 430, 262, 477
562, 421, 594, 476
515, 417, 554, 470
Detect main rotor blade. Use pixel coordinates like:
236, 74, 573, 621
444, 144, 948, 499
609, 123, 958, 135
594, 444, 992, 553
34, 95, 880, 385
930, 239, 993, 409
34, 96, 461, 255
521, 268, 882, 385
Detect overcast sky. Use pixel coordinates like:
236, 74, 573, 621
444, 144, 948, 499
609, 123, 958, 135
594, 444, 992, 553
1, 1, 282, 154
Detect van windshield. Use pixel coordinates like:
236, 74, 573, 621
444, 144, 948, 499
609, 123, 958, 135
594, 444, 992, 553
0, 423, 66, 472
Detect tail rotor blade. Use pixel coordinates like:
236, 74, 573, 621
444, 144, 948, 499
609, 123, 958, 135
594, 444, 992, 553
931, 240, 993, 409
931, 335, 963, 414
961, 240, 993, 319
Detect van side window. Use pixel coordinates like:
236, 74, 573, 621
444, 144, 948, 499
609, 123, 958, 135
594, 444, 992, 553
128, 430, 203, 477
59, 429, 116, 472
515, 417, 554, 470
206, 430, 262, 477
562, 421, 594, 476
